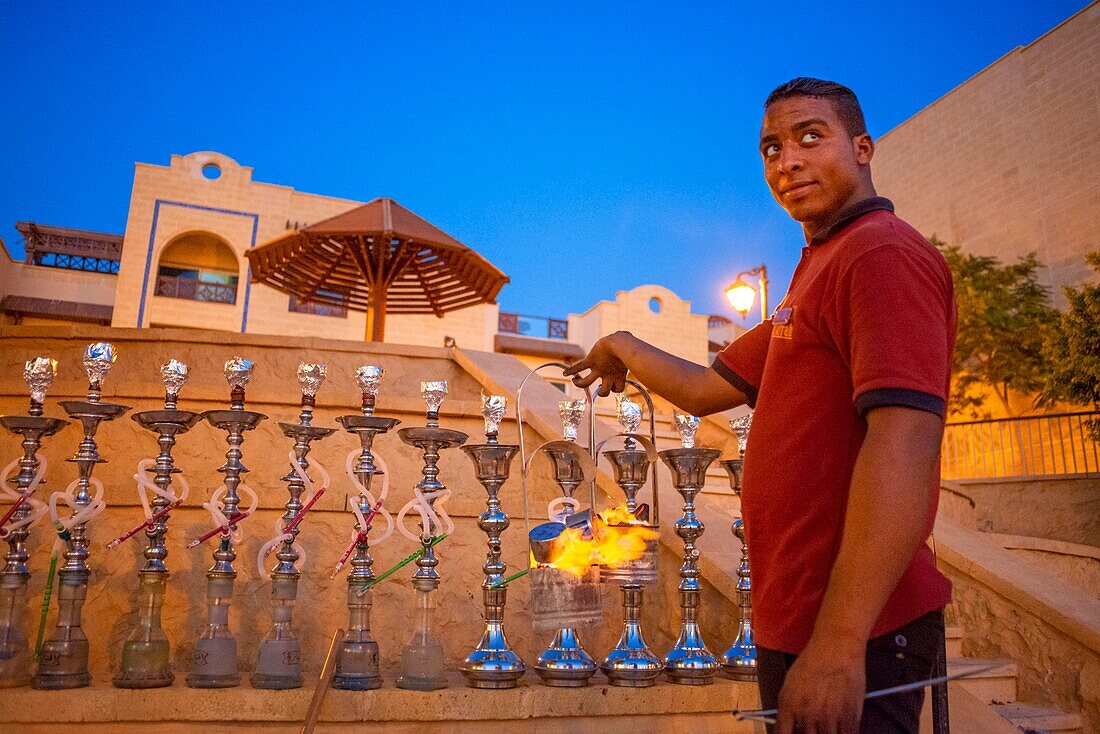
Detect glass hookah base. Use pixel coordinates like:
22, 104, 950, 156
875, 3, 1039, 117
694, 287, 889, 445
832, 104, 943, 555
186, 671, 240, 688
187, 636, 240, 688
31, 669, 91, 690
32, 638, 91, 689
331, 641, 382, 690
250, 670, 304, 689
397, 641, 448, 691
396, 672, 448, 691
114, 639, 174, 688
0, 641, 32, 688
331, 672, 383, 690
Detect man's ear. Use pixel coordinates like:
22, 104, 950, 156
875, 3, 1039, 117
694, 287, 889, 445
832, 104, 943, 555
854, 133, 875, 166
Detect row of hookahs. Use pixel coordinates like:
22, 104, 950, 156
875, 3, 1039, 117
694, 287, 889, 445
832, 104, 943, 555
0, 343, 755, 692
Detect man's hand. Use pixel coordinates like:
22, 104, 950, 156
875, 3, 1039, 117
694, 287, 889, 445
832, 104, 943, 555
563, 332, 629, 397
776, 636, 865, 734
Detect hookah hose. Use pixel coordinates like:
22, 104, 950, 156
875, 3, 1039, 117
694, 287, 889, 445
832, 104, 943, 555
255, 451, 330, 580
107, 458, 191, 549
354, 533, 448, 597
33, 552, 58, 661
331, 449, 395, 578
0, 455, 50, 538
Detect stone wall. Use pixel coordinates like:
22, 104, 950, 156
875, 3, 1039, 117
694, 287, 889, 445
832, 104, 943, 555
0, 325, 739, 685
874, 2, 1100, 305
945, 477, 1100, 548
937, 518, 1100, 732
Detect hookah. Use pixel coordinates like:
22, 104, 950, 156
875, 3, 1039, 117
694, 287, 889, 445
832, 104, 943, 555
111, 360, 201, 688
34, 342, 130, 689
0, 358, 68, 688
329, 365, 398, 690
516, 362, 601, 688
251, 363, 335, 689
596, 389, 663, 687
394, 380, 465, 690
658, 411, 721, 685
720, 413, 756, 681
459, 392, 524, 689
186, 357, 266, 689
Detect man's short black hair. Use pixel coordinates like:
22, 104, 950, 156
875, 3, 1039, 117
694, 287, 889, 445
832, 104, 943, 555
765, 78, 867, 138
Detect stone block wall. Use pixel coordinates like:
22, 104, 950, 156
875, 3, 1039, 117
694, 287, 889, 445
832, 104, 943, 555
0, 325, 739, 684
873, 3, 1100, 305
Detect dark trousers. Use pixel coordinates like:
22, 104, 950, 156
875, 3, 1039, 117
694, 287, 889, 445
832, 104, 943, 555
757, 610, 944, 734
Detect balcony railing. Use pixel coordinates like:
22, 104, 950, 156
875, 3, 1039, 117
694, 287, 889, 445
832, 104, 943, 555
498, 312, 569, 340
154, 274, 237, 305
941, 411, 1100, 480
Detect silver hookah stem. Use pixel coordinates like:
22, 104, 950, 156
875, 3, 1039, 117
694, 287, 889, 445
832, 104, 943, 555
140, 360, 193, 573
271, 363, 333, 579
58, 344, 129, 582
722, 414, 757, 680
208, 357, 260, 578
2, 359, 66, 581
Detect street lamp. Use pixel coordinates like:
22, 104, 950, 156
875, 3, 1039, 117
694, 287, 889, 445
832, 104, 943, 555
725, 265, 768, 323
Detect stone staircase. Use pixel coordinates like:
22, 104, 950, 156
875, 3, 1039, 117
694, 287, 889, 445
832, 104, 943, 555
594, 404, 1085, 734
944, 626, 1084, 734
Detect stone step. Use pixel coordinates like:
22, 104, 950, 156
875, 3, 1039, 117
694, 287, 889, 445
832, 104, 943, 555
992, 703, 1083, 733
948, 658, 1018, 704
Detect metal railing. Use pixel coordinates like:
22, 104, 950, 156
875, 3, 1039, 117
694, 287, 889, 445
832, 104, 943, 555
498, 312, 569, 340
154, 274, 238, 305
941, 411, 1100, 480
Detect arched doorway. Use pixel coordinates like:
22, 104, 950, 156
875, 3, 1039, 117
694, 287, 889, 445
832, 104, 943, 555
153, 232, 239, 304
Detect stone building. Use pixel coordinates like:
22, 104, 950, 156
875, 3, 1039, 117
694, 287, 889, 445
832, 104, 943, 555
874, 1, 1099, 305
0, 150, 729, 368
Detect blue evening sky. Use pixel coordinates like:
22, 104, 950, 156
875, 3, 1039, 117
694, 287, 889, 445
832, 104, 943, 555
0, 2, 1087, 322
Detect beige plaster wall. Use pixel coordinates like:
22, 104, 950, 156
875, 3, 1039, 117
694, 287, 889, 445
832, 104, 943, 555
108, 151, 498, 351
0, 249, 117, 307
0, 325, 738, 684
874, 3, 1100, 305
568, 284, 710, 366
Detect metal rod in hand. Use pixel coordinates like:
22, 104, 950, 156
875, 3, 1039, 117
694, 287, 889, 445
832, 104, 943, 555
489, 567, 530, 589
355, 533, 447, 596
732, 662, 997, 724
301, 628, 342, 734
186, 511, 251, 549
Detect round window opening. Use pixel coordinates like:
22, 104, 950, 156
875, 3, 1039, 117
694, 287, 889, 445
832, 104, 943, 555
202, 163, 222, 180
648, 297, 662, 314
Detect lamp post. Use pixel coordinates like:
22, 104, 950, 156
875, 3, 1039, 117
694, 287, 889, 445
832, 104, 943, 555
725, 265, 768, 324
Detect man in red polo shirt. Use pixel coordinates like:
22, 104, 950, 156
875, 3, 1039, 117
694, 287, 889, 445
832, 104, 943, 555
565, 78, 955, 734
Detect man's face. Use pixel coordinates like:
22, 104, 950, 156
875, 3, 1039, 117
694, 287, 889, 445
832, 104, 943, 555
759, 96, 874, 232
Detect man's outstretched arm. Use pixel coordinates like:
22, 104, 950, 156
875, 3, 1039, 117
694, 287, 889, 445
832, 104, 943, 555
775, 405, 944, 734
563, 331, 747, 415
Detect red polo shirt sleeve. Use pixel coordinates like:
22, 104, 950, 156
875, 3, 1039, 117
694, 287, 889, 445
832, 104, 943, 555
711, 320, 773, 408
835, 242, 953, 418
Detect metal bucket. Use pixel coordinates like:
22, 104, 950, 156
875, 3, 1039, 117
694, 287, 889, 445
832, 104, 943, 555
529, 565, 602, 632
598, 531, 659, 585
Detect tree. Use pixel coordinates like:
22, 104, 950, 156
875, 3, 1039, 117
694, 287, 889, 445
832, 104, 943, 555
1040, 251, 1100, 439
934, 238, 1059, 418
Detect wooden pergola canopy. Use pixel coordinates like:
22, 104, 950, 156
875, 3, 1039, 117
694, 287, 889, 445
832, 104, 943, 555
246, 198, 509, 340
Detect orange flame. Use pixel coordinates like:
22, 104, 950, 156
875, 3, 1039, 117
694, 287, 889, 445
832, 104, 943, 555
533, 505, 658, 577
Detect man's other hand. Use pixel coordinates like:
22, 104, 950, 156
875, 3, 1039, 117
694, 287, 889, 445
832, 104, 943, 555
776, 637, 865, 734
563, 332, 629, 396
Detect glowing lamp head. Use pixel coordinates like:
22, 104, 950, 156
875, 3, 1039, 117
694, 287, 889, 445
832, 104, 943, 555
725, 279, 756, 317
